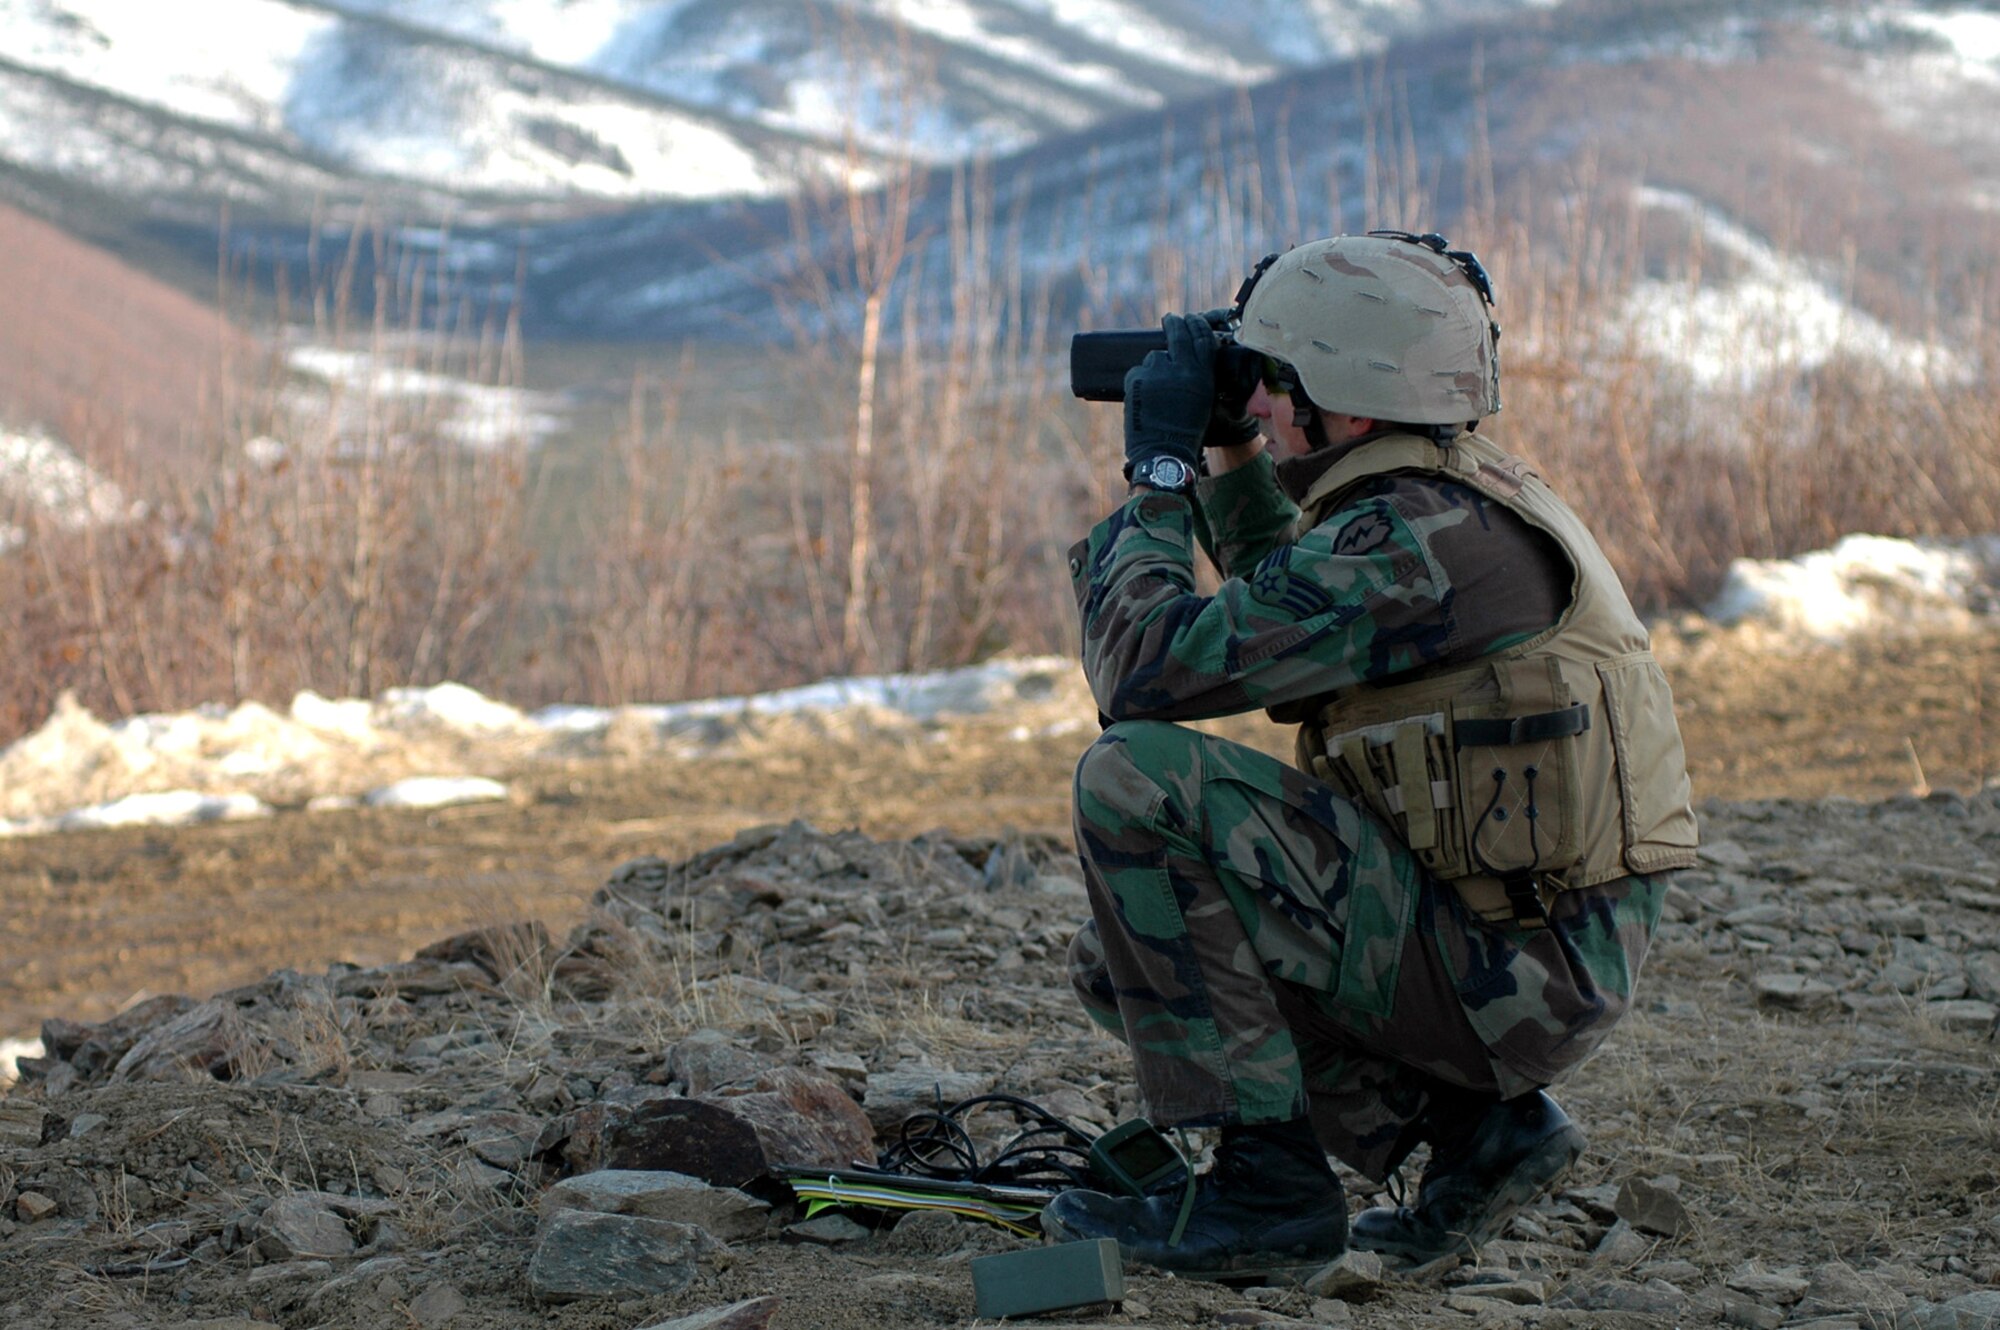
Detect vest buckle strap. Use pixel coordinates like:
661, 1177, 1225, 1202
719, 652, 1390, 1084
1501, 873, 1554, 929
1453, 703, 1591, 748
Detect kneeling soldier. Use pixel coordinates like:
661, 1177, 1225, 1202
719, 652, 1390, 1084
1045, 232, 1698, 1281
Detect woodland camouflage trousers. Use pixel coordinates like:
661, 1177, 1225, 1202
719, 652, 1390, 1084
1067, 719, 1663, 1182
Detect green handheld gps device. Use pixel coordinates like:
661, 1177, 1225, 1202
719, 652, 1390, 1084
1087, 1119, 1189, 1197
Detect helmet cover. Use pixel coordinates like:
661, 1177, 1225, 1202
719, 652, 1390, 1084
1233, 233, 1501, 425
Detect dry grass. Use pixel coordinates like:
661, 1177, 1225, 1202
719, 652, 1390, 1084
841, 986, 1029, 1065
4, 92, 2000, 747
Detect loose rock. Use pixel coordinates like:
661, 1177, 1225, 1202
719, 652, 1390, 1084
538, 1170, 769, 1241
1727, 1266, 1810, 1303
0, 1103, 48, 1147
1304, 1249, 1385, 1300
1755, 973, 1837, 1008
15, 1191, 57, 1223
785, 1212, 871, 1245
527, 1211, 715, 1303
254, 1195, 355, 1261
1614, 1175, 1690, 1237
553, 1068, 872, 1186
860, 1065, 993, 1132
406, 1282, 466, 1327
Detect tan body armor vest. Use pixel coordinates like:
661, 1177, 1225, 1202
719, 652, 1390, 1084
1289, 431, 1699, 923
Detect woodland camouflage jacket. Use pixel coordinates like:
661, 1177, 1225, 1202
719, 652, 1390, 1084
1068, 445, 1570, 723
1068, 442, 1685, 1083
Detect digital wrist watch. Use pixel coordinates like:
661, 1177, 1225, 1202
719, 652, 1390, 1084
1126, 455, 1198, 494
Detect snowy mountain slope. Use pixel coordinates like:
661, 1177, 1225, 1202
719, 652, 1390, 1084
0, 0, 1546, 218
314, 0, 1539, 157
7, 0, 1999, 376
483, 0, 2000, 367
0, 54, 380, 218
0, 0, 868, 210
1613, 187, 1966, 389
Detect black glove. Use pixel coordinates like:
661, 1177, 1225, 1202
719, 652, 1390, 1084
1205, 395, 1260, 450
1194, 308, 1261, 450
1123, 313, 1216, 479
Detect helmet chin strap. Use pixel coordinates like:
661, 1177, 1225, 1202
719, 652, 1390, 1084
1300, 401, 1333, 453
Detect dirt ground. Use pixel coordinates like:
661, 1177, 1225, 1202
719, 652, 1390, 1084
2, 627, 1999, 1330
4, 626, 1996, 1046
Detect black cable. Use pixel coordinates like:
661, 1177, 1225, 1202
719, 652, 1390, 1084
876, 1092, 1101, 1190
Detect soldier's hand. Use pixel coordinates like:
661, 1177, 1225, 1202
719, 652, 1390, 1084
1123, 313, 1216, 476
1205, 394, 1261, 452
1192, 308, 1256, 456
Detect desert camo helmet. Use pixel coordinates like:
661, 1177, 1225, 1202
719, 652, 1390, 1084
1233, 231, 1502, 426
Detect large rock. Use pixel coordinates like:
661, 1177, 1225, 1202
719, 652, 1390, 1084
538, 1170, 770, 1241
528, 1211, 716, 1303
554, 1068, 872, 1186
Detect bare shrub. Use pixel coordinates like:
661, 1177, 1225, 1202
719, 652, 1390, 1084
5, 91, 2000, 746
0, 220, 535, 739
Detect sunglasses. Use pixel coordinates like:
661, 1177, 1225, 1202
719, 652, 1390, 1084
1259, 355, 1301, 397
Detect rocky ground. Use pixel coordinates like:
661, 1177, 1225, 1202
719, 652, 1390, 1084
2, 629, 1999, 1329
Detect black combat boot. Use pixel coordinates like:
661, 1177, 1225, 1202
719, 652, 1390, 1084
1350, 1090, 1584, 1265
1040, 1117, 1347, 1282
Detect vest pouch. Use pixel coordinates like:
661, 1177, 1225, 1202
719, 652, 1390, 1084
1450, 656, 1586, 883
1312, 711, 1472, 881
1596, 650, 1700, 873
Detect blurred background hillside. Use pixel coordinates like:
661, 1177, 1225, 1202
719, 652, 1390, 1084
2, 0, 1998, 744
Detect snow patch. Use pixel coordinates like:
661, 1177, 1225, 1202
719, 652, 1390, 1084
1705, 534, 2000, 642
0, 659, 1088, 835
37, 791, 272, 835
362, 776, 509, 810
378, 682, 531, 734
0, 1036, 42, 1090
529, 658, 1071, 740
0, 430, 135, 530
1899, 9, 2000, 66
286, 346, 566, 451
0, 0, 332, 135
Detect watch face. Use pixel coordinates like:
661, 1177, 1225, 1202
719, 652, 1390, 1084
1141, 457, 1194, 491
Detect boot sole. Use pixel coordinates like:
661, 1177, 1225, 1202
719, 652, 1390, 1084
1358, 1121, 1586, 1265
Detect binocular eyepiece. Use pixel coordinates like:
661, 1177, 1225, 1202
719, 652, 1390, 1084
1068, 311, 1265, 405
